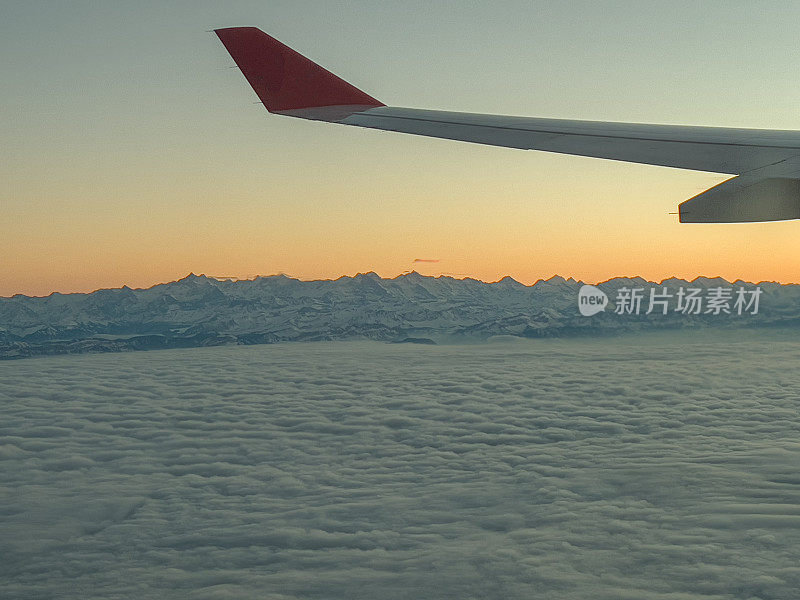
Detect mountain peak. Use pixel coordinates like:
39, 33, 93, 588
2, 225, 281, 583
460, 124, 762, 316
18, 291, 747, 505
691, 276, 732, 286
354, 271, 380, 279
495, 275, 525, 287
177, 273, 209, 283
537, 275, 571, 286
397, 270, 427, 281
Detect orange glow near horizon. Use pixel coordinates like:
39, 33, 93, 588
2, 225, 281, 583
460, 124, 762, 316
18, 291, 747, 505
6, 152, 800, 297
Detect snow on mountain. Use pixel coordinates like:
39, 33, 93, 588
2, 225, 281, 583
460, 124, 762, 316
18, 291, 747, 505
1, 273, 797, 359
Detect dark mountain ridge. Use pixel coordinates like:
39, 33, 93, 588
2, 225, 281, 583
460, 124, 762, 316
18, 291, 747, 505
1, 273, 797, 359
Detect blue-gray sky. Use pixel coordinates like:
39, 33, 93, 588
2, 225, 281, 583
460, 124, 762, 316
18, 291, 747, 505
4, 1, 800, 295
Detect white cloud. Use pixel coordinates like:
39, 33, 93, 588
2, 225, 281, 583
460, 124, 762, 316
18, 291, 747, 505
1, 334, 799, 598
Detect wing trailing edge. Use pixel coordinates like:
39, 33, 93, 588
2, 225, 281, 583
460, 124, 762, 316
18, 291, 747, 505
215, 27, 800, 223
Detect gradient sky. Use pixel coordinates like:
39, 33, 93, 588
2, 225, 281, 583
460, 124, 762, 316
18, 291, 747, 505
4, 0, 800, 296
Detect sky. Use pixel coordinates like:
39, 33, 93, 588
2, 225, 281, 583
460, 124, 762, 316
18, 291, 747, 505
4, 0, 800, 296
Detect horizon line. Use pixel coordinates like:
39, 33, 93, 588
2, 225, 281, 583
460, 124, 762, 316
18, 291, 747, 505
4, 271, 796, 300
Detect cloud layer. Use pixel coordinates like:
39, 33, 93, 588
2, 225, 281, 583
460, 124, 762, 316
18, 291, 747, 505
1, 334, 800, 598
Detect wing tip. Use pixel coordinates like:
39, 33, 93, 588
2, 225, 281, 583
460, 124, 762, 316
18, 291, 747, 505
215, 26, 384, 113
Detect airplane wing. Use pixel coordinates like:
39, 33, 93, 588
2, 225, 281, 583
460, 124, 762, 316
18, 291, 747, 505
215, 26, 800, 223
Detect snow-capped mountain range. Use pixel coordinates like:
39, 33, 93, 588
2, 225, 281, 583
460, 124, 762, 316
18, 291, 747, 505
1, 272, 798, 359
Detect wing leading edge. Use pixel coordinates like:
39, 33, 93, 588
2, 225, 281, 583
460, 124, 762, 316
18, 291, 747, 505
215, 27, 800, 223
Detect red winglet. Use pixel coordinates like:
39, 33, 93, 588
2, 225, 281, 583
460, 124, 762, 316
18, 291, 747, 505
215, 27, 384, 113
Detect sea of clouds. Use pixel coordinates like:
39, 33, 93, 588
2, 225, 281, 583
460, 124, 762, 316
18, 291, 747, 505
1, 333, 800, 599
